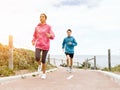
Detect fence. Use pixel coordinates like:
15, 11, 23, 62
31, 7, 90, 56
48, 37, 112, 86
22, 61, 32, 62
47, 52, 112, 70
47, 54, 97, 69
47, 57, 82, 68
7, 36, 117, 71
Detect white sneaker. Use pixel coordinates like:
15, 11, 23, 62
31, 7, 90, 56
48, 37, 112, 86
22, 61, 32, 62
69, 68, 72, 73
41, 74, 46, 79
38, 65, 41, 74
67, 67, 72, 73
66, 67, 69, 71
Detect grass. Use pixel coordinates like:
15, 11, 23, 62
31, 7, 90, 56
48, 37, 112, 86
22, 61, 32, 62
0, 63, 56, 77
0, 43, 56, 77
102, 64, 120, 75
0, 66, 15, 77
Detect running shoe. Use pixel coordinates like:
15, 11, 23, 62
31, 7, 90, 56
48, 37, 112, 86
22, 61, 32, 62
41, 74, 46, 79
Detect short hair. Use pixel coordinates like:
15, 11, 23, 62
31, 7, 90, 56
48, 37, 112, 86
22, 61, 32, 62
40, 13, 47, 19
67, 29, 72, 32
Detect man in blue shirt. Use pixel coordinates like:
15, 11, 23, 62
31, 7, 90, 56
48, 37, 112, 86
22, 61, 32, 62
62, 29, 77, 72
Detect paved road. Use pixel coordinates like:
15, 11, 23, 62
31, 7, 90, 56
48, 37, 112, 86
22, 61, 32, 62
0, 67, 120, 90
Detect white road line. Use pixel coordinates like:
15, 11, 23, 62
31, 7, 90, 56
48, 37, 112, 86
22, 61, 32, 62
67, 75, 74, 80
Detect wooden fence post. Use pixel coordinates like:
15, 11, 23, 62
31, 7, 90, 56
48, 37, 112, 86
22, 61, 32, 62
85, 59, 88, 69
47, 54, 50, 64
77, 62, 79, 67
9, 35, 13, 70
61, 59, 64, 65
94, 56, 96, 70
108, 49, 111, 71
53, 58, 56, 65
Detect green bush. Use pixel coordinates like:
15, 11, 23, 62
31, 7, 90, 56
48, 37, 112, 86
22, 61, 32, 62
0, 43, 56, 77
102, 64, 120, 73
102, 67, 109, 71
111, 64, 120, 72
0, 66, 15, 76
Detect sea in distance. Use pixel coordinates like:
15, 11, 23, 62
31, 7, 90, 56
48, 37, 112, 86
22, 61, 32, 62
49, 55, 120, 68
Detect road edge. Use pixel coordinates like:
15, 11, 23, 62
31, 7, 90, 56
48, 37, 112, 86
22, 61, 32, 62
96, 70, 120, 84
0, 68, 58, 83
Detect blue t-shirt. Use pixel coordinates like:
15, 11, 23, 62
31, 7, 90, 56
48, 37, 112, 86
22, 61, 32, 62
62, 36, 77, 54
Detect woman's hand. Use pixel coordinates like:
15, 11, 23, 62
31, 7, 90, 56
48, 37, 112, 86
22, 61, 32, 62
32, 41, 35, 46
46, 33, 51, 38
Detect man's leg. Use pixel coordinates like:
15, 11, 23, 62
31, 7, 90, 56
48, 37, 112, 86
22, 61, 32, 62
66, 55, 71, 72
69, 58, 73, 73
69, 54, 74, 73
66, 55, 70, 67
69, 54, 74, 68
69, 58, 73, 68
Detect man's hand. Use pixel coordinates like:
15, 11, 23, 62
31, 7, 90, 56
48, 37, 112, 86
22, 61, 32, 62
68, 42, 72, 45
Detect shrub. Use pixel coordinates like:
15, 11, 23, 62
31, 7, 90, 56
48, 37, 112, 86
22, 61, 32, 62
0, 66, 15, 76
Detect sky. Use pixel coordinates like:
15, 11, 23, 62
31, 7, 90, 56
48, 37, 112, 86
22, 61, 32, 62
0, 0, 120, 55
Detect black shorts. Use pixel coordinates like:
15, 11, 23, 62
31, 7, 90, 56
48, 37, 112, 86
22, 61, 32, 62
65, 52, 74, 59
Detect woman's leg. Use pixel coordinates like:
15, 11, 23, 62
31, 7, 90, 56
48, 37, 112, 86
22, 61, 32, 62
41, 50, 48, 74
35, 48, 42, 66
35, 48, 42, 74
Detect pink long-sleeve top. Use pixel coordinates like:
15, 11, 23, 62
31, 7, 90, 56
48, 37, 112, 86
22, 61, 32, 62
32, 23, 55, 50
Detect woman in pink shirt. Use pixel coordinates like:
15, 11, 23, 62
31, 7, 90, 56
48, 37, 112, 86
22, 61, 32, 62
32, 13, 55, 79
